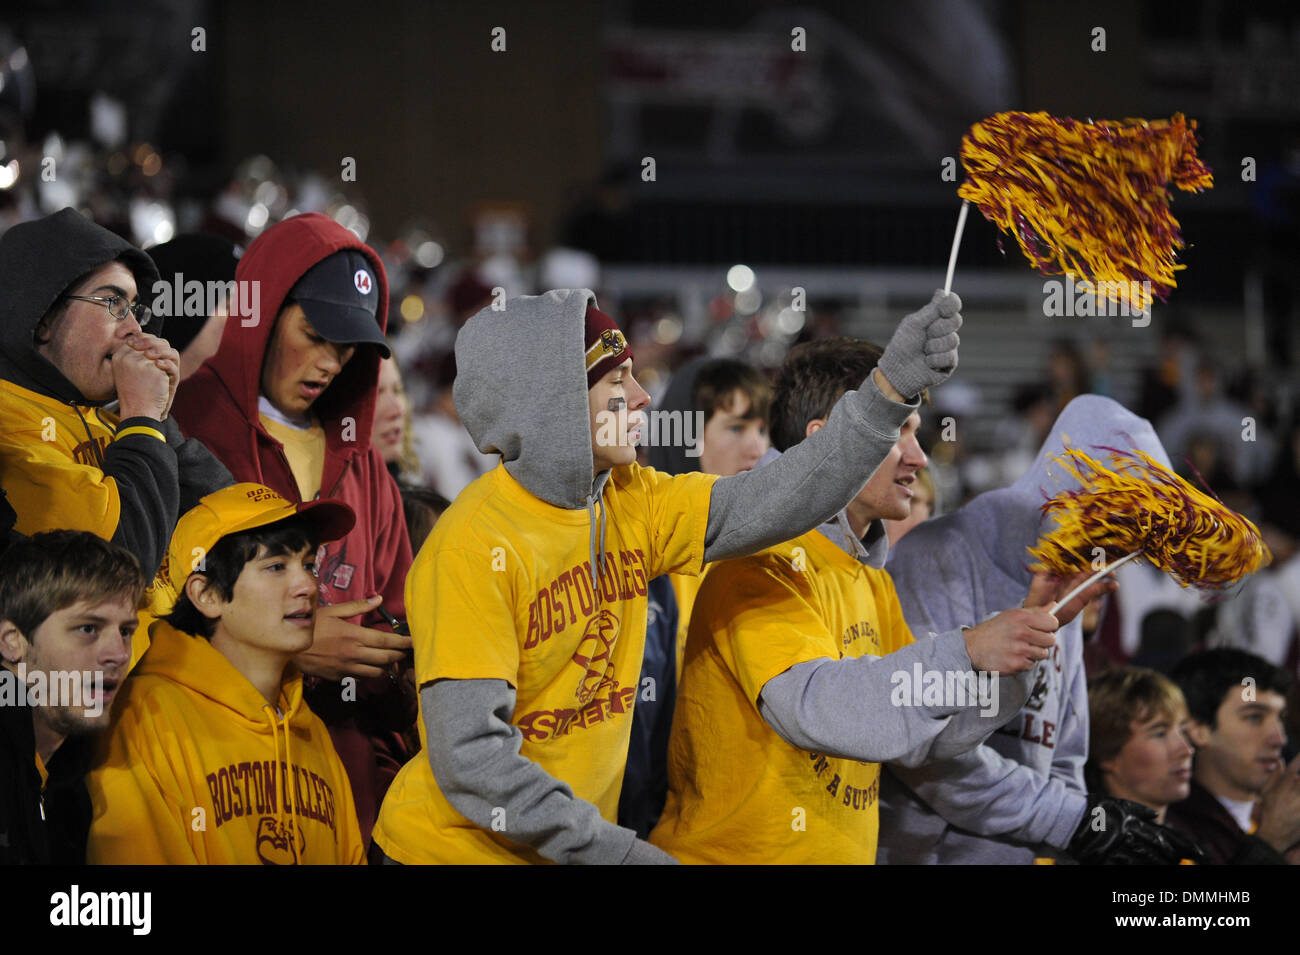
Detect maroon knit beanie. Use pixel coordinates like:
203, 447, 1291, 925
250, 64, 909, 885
584, 303, 633, 388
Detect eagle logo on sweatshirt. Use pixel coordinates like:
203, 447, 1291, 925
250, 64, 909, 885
1024, 664, 1050, 712
256, 816, 307, 866
571, 609, 620, 706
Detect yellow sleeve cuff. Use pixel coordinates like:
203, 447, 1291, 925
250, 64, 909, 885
115, 425, 167, 443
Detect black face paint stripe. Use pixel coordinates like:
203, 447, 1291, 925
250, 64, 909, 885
607, 398, 625, 411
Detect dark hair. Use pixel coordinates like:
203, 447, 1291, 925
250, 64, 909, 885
0, 531, 146, 639
1171, 648, 1293, 728
692, 359, 772, 426
770, 338, 888, 452
400, 485, 451, 552
164, 517, 318, 640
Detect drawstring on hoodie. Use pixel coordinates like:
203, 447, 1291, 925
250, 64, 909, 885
584, 471, 613, 594
585, 494, 605, 593
71, 403, 107, 469
262, 702, 302, 865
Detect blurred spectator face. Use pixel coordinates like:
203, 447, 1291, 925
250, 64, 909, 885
179, 298, 230, 381
1184, 434, 1222, 483
1025, 397, 1055, 443
1101, 706, 1194, 814
1046, 343, 1085, 396
1188, 688, 1288, 799
372, 357, 407, 465
260, 305, 356, 418
1194, 364, 1219, 401
698, 390, 769, 477
36, 262, 143, 402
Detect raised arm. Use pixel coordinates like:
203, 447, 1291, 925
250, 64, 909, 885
703, 291, 962, 563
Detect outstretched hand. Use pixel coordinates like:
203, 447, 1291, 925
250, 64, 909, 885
297, 595, 414, 681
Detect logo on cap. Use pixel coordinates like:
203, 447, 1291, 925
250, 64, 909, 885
584, 328, 628, 375
600, 329, 625, 355
354, 270, 373, 295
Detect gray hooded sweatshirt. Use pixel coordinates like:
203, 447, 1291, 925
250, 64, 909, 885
878, 395, 1172, 864
418, 288, 920, 864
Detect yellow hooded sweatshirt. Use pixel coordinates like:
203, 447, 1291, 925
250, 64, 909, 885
86, 621, 365, 865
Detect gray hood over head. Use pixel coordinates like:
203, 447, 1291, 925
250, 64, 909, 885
878, 394, 1173, 865
454, 288, 600, 510
0, 207, 160, 405
454, 288, 617, 591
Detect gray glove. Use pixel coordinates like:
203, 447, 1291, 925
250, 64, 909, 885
876, 289, 962, 400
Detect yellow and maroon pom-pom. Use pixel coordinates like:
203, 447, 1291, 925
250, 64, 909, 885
1027, 446, 1269, 591
958, 111, 1213, 313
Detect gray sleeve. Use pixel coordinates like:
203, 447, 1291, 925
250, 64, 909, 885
703, 374, 916, 563
887, 746, 1089, 849
917, 669, 1035, 762
422, 680, 677, 865
756, 628, 980, 764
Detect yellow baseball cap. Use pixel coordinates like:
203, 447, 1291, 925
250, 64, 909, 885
158, 483, 355, 608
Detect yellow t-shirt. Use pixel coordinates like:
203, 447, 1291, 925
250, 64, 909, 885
259, 413, 325, 501
650, 526, 914, 864
668, 572, 703, 684
373, 460, 717, 864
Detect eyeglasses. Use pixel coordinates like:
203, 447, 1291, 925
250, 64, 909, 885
64, 294, 153, 329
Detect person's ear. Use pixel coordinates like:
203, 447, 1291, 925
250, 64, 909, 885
804, 418, 826, 439
185, 574, 225, 621
1185, 720, 1212, 748
33, 306, 63, 347
0, 619, 30, 664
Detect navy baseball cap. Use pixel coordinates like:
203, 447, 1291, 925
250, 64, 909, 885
289, 250, 390, 358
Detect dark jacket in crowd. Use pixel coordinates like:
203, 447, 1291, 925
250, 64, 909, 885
1165, 779, 1287, 865
0, 689, 95, 864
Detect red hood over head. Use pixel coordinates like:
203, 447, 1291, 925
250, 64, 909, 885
203, 212, 390, 445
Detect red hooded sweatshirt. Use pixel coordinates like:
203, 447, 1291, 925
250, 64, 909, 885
171, 213, 414, 841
